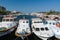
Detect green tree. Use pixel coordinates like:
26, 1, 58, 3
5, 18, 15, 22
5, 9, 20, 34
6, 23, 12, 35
46, 10, 56, 15
0, 6, 7, 15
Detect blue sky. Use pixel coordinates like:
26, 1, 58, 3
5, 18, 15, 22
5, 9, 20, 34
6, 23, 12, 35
0, 0, 60, 13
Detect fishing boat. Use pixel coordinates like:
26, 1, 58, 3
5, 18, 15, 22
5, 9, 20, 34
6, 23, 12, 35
15, 17, 31, 40
31, 18, 54, 40
49, 17, 60, 40
0, 15, 17, 37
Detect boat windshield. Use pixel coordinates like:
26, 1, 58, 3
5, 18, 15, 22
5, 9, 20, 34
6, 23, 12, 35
23, 21, 29, 23
40, 27, 49, 31
2, 19, 6, 21
34, 21, 42, 23
10, 19, 14, 21
49, 22, 56, 25
2, 19, 14, 21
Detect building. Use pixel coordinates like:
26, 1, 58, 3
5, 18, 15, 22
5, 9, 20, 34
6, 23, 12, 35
31, 12, 46, 17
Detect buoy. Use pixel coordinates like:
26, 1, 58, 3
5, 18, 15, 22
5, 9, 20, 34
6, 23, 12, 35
56, 23, 60, 28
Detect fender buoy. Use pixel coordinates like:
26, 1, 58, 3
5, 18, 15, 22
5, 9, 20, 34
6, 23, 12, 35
56, 23, 60, 28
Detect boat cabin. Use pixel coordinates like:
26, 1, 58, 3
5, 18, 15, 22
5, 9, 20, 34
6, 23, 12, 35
15, 19, 31, 37
47, 20, 60, 39
0, 15, 17, 31
2, 15, 15, 22
31, 18, 54, 40
31, 18, 43, 31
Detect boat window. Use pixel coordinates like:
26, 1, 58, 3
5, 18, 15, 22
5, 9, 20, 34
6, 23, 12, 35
35, 28, 39, 31
45, 16, 49, 18
23, 21, 25, 23
53, 23, 55, 25
6, 19, 9, 21
14, 19, 17, 21
2, 19, 5, 21
43, 21, 48, 24
10, 19, 13, 21
45, 27, 49, 31
49, 23, 51, 24
40, 28, 44, 31
26, 28, 29, 29
34, 21, 42, 23
26, 21, 28, 23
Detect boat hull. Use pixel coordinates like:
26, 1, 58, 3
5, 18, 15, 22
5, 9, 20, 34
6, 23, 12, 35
15, 32, 31, 37
33, 32, 53, 40
55, 35, 60, 39
0, 27, 15, 37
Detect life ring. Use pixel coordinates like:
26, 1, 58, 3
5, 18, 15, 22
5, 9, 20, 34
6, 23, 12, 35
56, 23, 60, 28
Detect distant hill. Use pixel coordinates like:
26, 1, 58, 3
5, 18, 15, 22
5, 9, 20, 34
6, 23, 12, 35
45, 10, 60, 15
0, 6, 7, 15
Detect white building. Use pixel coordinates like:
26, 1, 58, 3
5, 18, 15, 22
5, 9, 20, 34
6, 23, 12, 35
31, 12, 46, 17
9, 11, 23, 16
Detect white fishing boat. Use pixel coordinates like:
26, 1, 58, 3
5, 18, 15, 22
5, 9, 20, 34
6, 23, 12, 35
15, 17, 31, 39
49, 17, 60, 40
0, 15, 17, 37
31, 18, 54, 40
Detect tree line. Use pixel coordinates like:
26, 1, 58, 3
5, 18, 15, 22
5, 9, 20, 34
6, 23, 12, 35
0, 6, 60, 15
0, 6, 11, 15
